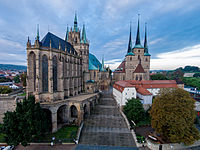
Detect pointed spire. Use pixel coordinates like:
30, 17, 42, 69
65, 25, 69, 41
74, 12, 78, 32
127, 21, 132, 53
36, 24, 40, 41
144, 22, 148, 53
81, 24, 87, 44
134, 14, 142, 48
101, 55, 104, 71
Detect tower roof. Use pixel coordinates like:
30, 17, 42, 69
133, 63, 145, 73
81, 24, 87, 44
65, 25, 69, 41
74, 13, 78, 32
127, 22, 132, 53
134, 14, 143, 49
100, 55, 106, 72
89, 53, 102, 71
36, 24, 40, 41
144, 23, 151, 56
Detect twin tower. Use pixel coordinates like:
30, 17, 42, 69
113, 16, 151, 81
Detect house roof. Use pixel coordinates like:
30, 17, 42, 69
133, 63, 145, 73
136, 87, 152, 95
114, 61, 125, 73
41, 32, 78, 55
113, 80, 178, 94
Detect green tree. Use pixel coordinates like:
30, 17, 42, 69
150, 73, 168, 80
1, 96, 50, 146
0, 86, 12, 94
20, 73, 27, 87
150, 88, 200, 145
194, 73, 200, 77
13, 75, 20, 83
123, 98, 145, 124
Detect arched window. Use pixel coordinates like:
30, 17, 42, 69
138, 55, 140, 60
75, 37, 77, 43
94, 71, 96, 78
28, 52, 36, 91
140, 75, 142, 81
136, 75, 138, 80
130, 57, 132, 61
42, 55, 48, 92
146, 58, 148, 61
53, 56, 57, 92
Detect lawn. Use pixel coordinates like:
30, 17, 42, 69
18, 92, 26, 96
33, 125, 78, 143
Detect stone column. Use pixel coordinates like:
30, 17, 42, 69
77, 104, 83, 125
51, 107, 57, 133
49, 50, 53, 101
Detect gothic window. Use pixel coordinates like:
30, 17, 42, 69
138, 55, 140, 60
146, 58, 148, 61
130, 57, 132, 61
75, 37, 77, 43
53, 56, 57, 92
140, 75, 142, 81
28, 52, 36, 91
136, 75, 138, 80
94, 71, 96, 78
42, 55, 48, 92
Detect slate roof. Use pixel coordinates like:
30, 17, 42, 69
133, 63, 145, 73
41, 32, 78, 55
89, 53, 102, 70
114, 61, 125, 73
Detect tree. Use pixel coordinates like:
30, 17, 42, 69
20, 73, 27, 87
1, 96, 50, 146
194, 73, 200, 77
150, 88, 200, 145
13, 75, 20, 83
123, 98, 145, 124
0, 86, 12, 94
150, 73, 168, 80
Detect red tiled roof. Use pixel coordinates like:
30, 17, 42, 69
113, 80, 178, 94
113, 61, 125, 73
133, 63, 145, 73
136, 87, 152, 95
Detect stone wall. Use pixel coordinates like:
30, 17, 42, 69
0, 96, 17, 123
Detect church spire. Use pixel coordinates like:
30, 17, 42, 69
127, 22, 132, 53
36, 24, 40, 41
81, 24, 87, 44
74, 12, 78, 32
101, 55, 104, 71
144, 23, 148, 53
65, 25, 69, 41
134, 14, 142, 48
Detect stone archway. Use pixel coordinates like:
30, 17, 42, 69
70, 105, 78, 118
57, 105, 68, 128
43, 108, 52, 132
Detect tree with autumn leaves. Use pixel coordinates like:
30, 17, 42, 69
150, 88, 200, 145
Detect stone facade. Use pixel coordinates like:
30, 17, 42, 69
26, 14, 110, 132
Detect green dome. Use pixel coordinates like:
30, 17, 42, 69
126, 52, 135, 56
144, 52, 151, 56
134, 44, 143, 49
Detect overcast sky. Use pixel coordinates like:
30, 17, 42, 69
0, 0, 200, 70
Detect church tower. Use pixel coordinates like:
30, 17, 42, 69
67, 13, 89, 72
124, 15, 151, 81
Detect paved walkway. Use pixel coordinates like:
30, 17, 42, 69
78, 91, 137, 149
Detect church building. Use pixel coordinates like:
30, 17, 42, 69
113, 17, 151, 81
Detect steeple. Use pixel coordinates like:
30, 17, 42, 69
65, 25, 69, 41
101, 55, 105, 71
144, 23, 151, 56
36, 24, 40, 41
74, 12, 78, 32
134, 14, 142, 48
144, 23, 148, 53
81, 24, 87, 44
127, 22, 132, 53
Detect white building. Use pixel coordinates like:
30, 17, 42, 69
113, 80, 178, 110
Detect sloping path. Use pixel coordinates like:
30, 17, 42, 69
78, 91, 137, 149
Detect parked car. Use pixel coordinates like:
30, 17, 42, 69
3, 146, 14, 150
0, 146, 6, 150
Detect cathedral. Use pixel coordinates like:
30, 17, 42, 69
26, 13, 110, 103
113, 17, 151, 81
